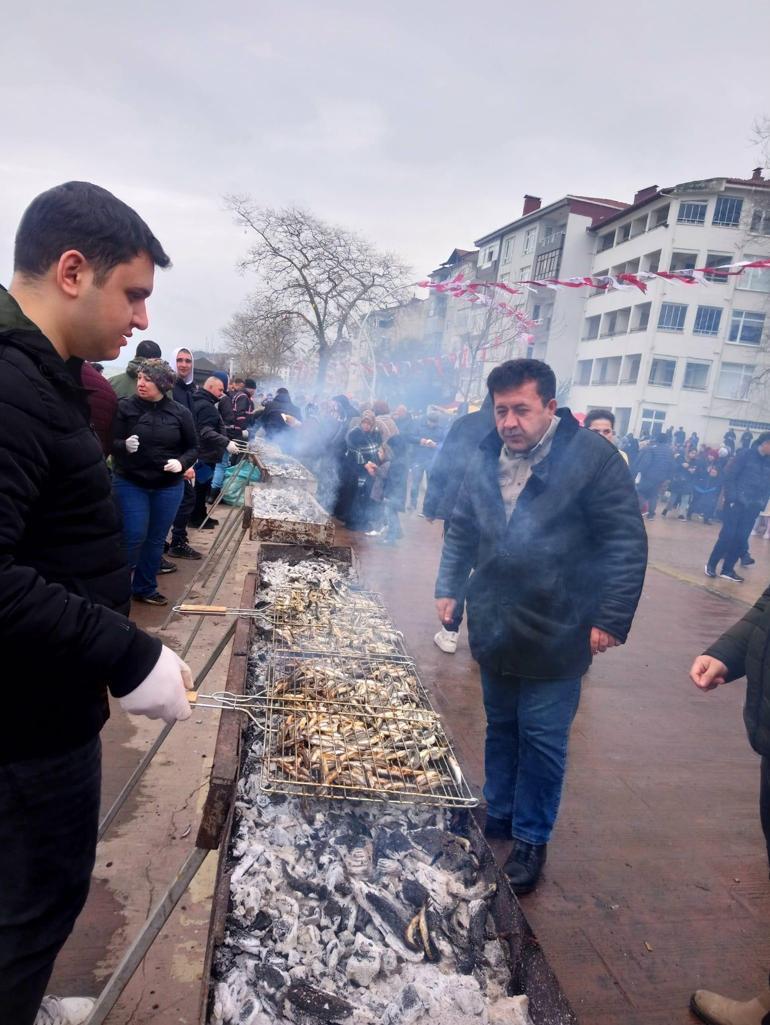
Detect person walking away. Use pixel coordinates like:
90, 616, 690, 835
190, 376, 241, 528
635, 432, 678, 519
724, 428, 737, 456
408, 410, 444, 511
424, 395, 495, 655
164, 347, 201, 561
706, 434, 770, 582
107, 337, 161, 397
112, 359, 198, 605
688, 590, 770, 1025
584, 408, 629, 465
674, 425, 686, 447
662, 447, 697, 518
434, 359, 647, 893
0, 181, 193, 1025
344, 409, 383, 532
741, 428, 754, 451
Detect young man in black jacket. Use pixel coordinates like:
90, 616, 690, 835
435, 359, 647, 893
705, 435, 770, 582
0, 182, 193, 1025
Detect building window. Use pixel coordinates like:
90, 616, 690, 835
615, 407, 632, 436
621, 354, 641, 384
518, 264, 531, 281
523, 228, 536, 254
649, 357, 676, 387
677, 201, 707, 225
704, 253, 731, 283
618, 223, 632, 242
631, 302, 651, 331
736, 257, 770, 293
670, 251, 698, 274
658, 302, 687, 331
716, 362, 754, 400
576, 359, 593, 386
534, 249, 560, 279
641, 408, 667, 437
502, 238, 513, 262
683, 361, 711, 391
592, 356, 622, 385
713, 196, 743, 227
583, 315, 600, 340
751, 206, 770, 235
598, 231, 615, 252
485, 247, 495, 263
693, 306, 722, 336
729, 310, 765, 345
641, 250, 661, 273
651, 204, 669, 227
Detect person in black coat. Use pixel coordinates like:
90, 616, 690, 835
190, 377, 241, 527
635, 434, 678, 518
165, 347, 200, 559
112, 359, 198, 604
706, 435, 770, 581
435, 359, 647, 894
0, 182, 193, 1025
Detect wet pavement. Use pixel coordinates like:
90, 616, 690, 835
48, 503, 770, 1023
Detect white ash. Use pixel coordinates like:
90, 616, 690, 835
265, 458, 315, 482
209, 739, 526, 1025
260, 558, 351, 595
252, 487, 330, 525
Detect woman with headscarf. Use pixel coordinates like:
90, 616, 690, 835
344, 408, 383, 531
112, 359, 198, 606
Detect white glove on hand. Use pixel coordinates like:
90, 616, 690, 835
163, 459, 183, 473
226, 440, 240, 455
118, 645, 193, 724
125, 434, 140, 453
242, 430, 249, 439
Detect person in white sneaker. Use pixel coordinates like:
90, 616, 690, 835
0, 183, 193, 1025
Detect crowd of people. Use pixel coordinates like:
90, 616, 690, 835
2, 180, 769, 1025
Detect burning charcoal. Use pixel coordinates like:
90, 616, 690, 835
252, 963, 288, 995
372, 827, 412, 863
457, 898, 489, 976
285, 982, 353, 1021
247, 911, 272, 932
344, 933, 381, 988
282, 864, 329, 899
400, 878, 429, 909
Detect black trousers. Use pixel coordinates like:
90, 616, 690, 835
170, 478, 195, 545
707, 502, 760, 573
0, 738, 101, 1025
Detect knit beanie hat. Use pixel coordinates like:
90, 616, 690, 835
139, 358, 176, 393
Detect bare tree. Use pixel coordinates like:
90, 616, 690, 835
225, 199, 411, 386
222, 299, 302, 379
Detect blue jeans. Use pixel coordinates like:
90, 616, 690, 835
211, 449, 231, 491
0, 739, 101, 1025
480, 670, 582, 845
113, 477, 184, 596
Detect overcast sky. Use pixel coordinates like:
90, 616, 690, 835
1, 1, 768, 368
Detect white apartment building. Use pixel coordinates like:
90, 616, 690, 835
471, 194, 628, 397
569, 171, 770, 443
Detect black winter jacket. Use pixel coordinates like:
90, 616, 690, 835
635, 441, 678, 488
0, 286, 161, 763
435, 411, 648, 679
113, 395, 198, 488
722, 445, 770, 508
705, 585, 770, 756
423, 396, 495, 521
192, 389, 229, 464
172, 378, 197, 415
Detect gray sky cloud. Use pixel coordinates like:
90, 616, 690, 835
1, 0, 768, 367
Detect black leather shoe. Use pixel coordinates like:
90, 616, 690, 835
484, 814, 512, 840
741, 555, 756, 566
503, 840, 547, 895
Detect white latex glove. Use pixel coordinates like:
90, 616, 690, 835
125, 434, 140, 453
118, 645, 193, 724
163, 458, 183, 473
226, 440, 240, 455
242, 430, 249, 439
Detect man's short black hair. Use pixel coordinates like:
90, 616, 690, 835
244, 378, 257, 389
486, 359, 556, 404
136, 339, 162, 359
584, 408, 615, 429
14, 181, 171, 284
755, 431, 770, 447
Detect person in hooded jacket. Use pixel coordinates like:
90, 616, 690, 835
112, 359, 198, 605
107, 338, 161, 397
424, 394, 495, 654
435, 359, 647, 894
